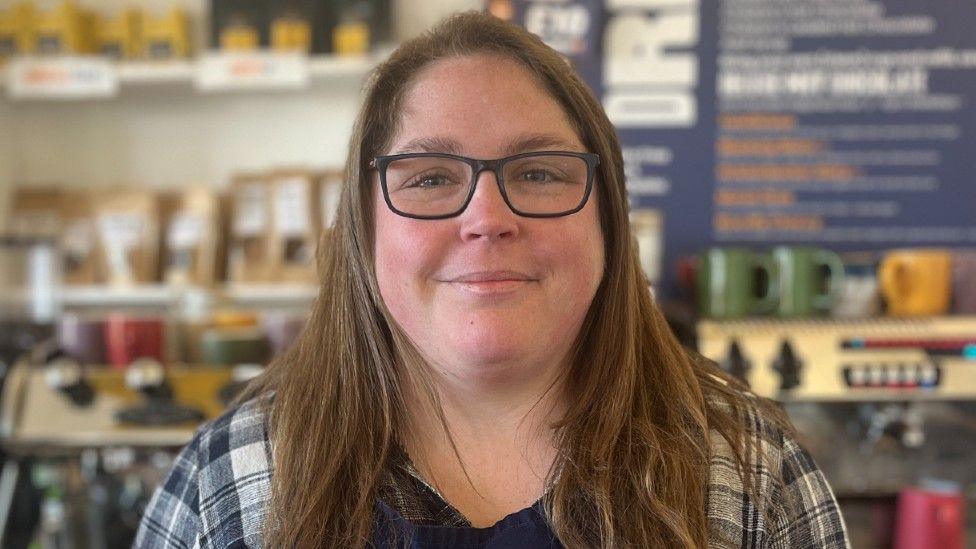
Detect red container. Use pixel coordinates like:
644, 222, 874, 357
893, 486, 965, 549
104, 315, 165, 368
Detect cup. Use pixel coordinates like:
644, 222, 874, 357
696, 248, 778, 319
104, 314, 165, 368
951, 250, 976, 314
201, 327, 270, 366
772, 246, 844, 318
893, 484, 965, 549
879, 249, 952, 316
831, 260, 882, 319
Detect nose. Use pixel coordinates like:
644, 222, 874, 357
459, 169, 519, 242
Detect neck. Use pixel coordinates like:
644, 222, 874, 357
402, 353, 569, 479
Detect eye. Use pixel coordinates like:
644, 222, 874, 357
517, 169, 556, 183
404, 171, 460, 189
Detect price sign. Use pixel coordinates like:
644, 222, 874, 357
195, 52, 309, 92
7, 56, 119, 100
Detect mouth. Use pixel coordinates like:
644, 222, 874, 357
441, 271, 539, 294
448, 270, 538, 283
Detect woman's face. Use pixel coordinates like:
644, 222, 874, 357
374, 54, 605, 382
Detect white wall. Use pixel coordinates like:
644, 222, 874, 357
0, 0, 482, 198
8, 82, 364, 189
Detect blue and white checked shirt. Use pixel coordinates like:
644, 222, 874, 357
135, 393, 849, 548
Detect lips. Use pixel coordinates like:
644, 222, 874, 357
447, 270, 538, 283
440, 270, 539, 296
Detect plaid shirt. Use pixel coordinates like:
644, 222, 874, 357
135, 394, 849, 548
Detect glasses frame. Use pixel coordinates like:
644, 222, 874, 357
369, 150, 601, 220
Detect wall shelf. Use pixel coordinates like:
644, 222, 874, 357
0, 53, 376, 101
48, 284, 319, 309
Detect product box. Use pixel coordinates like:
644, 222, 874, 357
161, 187, 223, 286
270, 9, 311, 52
269, 169, 321, 283
142, 8, 190, 59
0, 3, 37, 59
0, 11, 16, 61
95, 8, 142, 59
210, 1, 343, 54
7, 187, 102, 285
59, 189, 102, 285
0, 4, 28, 60
93, 189, 159, 286
228, 174, 273, 283
7, 187, 62, 239
211, 0, 267, 51
34, 1, 94, 55
332, 0, 392, 54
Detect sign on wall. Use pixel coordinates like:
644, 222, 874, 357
505, 0, 976, 296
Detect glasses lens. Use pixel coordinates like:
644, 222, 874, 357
502, 154, 590, 215
384, 156, 473, 217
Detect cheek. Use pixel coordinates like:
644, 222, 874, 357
544, 209, 605, 313
374, 211, 411, 313
373, 204, 442, 322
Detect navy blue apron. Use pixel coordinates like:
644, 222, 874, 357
371, 499, 563, 548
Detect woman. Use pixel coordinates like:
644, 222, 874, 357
136, 12, 848, 548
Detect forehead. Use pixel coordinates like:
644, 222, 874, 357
389, 54, 583, 156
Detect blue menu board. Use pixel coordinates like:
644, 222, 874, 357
506, 0, 976, 296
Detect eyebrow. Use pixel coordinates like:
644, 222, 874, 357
392, 133, 582, 157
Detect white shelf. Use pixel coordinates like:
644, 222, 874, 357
56, 283, 318, 308
1, 53, 377, 100
116, 59, 195, 85
59, 285, 182, 307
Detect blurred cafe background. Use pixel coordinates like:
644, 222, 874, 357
1, 0, 975, 547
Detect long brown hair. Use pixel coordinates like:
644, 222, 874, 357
241, 11, 787, 547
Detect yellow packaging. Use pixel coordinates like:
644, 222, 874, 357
143, 8, 190, 59
35, 1, 93, 55
270, 14, 310, 53
95, 8, 142, 59
333, 21, 368, 56
0, 2, 37, 58
0, 11, 17, 62
219, 15, 259, 51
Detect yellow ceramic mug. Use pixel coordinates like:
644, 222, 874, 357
879, 249, 952, 316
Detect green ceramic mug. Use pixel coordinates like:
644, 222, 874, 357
772, 246, 844, 318
697, 248, 779, 318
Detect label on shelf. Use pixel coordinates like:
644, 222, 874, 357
195, 52, 310, 92
7, 56, 120, 100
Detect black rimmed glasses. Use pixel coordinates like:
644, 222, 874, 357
370, 151, 600, 219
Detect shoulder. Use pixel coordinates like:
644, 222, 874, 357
705, 395, 850, 549
135, 395, 274, 549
